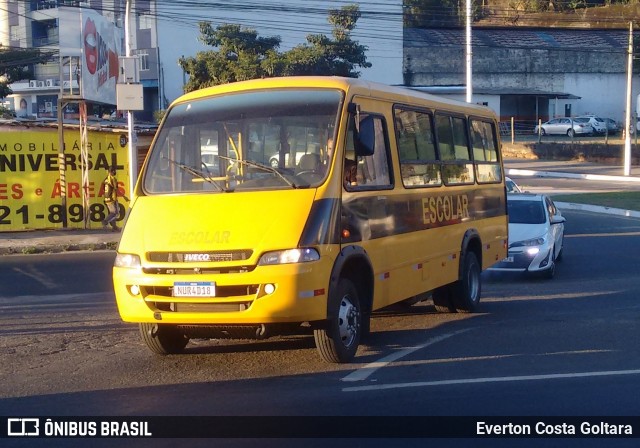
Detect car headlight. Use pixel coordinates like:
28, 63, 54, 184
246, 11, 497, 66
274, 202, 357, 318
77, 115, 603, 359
258, 248, 320, 265
114, 253, 142, 268
511, 236, 545, 248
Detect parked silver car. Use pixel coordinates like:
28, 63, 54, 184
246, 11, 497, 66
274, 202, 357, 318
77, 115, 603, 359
604, 118, 619, 134
534, 118, 593, 137
628, 118, 640, 135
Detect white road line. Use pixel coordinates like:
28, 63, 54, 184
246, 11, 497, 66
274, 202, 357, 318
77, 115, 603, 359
343, 369, 640, 393
341, 328, 473, 383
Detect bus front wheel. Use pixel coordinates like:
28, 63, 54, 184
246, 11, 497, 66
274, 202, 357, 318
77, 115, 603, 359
451, 252, 481, 313
139, 323, 189, 355
314, 278, 361, 363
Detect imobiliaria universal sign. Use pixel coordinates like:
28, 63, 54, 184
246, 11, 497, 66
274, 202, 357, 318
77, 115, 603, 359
0, 128, 130, 231
58, 7, 123, 106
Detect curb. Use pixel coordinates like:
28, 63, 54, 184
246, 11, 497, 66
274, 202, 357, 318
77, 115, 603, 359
0, 241, 118, 256
554, 201, 640, 219
506, 168, 640, 183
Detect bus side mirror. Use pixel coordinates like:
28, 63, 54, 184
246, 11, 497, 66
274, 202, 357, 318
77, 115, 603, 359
354, 115, 375, 157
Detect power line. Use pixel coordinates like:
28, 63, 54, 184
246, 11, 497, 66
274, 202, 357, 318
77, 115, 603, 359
1, 1, 637, 60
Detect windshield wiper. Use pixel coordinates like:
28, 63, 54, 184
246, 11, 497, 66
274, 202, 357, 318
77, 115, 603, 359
215, 154, 303, 188
162, 156, 226, 192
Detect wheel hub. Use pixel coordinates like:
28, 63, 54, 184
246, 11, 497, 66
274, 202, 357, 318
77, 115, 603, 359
337, 297, 359, 347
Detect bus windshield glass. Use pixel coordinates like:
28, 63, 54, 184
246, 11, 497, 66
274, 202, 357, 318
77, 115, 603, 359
143, 89, 343, 194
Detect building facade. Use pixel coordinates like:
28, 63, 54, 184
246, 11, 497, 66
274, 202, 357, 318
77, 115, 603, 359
404, 26, 640, 126
0, 0, 160, 121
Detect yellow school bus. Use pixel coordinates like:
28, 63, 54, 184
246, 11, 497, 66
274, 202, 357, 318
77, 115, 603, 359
113, 76, 507, 363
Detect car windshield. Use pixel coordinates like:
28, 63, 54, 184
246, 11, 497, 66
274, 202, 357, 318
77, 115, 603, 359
143, 89, 343, 194
506, 179, 520, 193
508, 199, 546, 224
573, 118, 589, 123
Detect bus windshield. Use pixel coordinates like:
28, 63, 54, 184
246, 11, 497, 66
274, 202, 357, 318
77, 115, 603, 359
143, 89, 343, 194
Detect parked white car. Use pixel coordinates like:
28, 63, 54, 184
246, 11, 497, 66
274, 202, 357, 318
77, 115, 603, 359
488, 193, 565, 279
534, 118, 592, 137
575, 116, 607, 134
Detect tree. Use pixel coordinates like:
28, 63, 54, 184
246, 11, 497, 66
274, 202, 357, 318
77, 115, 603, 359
179, 4, 370, 93
403, 0, 462, 28
283, 5, 371, 77
0, 46, 54, 99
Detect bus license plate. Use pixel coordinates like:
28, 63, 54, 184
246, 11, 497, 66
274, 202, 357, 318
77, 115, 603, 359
173, 282, 216, 297
502, 256, 514, 263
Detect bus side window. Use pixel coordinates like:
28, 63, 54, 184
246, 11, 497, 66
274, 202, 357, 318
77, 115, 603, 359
436, 114, 475, 185
345, 114, 392, 190
394, 107, 441, 188
471, 119, 502, 184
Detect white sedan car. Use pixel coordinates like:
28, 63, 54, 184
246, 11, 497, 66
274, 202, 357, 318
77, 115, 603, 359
534, 118, 592, 137
505, 176, 522, 193
489, 193, 565, 279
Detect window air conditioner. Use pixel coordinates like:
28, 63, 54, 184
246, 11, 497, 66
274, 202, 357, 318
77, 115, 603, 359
36, 81, 45, 88
45, 79, 55, 87
29, 80, 37, 88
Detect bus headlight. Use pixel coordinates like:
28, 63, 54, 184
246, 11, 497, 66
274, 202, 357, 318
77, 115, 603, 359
258, 248, 320, 265
114, 253, 141, 269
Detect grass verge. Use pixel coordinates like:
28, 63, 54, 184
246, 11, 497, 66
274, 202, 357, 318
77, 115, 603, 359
552, 191, 640, 212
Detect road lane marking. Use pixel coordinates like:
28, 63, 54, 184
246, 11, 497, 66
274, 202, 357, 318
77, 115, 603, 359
341, 329, 472, 383
343, 369, 640, 392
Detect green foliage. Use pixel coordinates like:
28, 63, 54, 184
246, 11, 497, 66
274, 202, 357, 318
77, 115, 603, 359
179, 4, 370, 93
404, 0, 461, 27
153, 109, 166, 124
0, 105, 15, 118
404, 0, 637, 28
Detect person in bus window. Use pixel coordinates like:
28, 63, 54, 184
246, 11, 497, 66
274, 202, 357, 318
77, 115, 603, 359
344, 158, 357, 187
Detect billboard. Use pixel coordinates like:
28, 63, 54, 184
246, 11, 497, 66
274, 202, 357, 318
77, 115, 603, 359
0, 129, 130, 231
59, 7, 123, 105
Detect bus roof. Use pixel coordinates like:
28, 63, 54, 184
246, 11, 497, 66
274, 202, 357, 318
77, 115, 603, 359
172, 76, 495, 118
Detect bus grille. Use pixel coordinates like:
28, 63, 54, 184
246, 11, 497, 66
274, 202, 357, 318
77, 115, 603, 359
153, 302, 252, 313
146, 250, 253, 263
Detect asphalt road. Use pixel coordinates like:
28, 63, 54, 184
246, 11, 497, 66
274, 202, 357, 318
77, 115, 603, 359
1, 209, 640, 447
0, 252, 115, 297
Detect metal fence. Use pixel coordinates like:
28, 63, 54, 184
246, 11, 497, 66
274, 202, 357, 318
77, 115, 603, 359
498, 118, 626, 144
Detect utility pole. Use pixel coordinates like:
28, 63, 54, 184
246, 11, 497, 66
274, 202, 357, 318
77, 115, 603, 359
624, 21, 633, 177
125, 0, 137, 197
465, 0, 473, 103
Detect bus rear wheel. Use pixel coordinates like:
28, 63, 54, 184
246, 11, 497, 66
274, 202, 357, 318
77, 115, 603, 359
139, 323, 189, 355
451, 252, 481, 313
314, 278, 361, 363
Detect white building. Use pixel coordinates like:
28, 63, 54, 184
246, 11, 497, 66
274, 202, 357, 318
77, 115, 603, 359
404, 27, 640, 126
0, 0, 160, 121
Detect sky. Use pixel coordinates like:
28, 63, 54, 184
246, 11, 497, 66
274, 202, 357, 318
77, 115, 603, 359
155, 0, 403, 104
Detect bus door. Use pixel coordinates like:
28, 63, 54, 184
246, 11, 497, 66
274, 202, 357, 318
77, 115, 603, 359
340, 102, 396, 307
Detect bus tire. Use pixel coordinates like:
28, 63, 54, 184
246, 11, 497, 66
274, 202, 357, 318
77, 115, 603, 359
432, 286, 456, 313
451, 252, 481, 313
314, 278, 361, 363
139, 323, 189, 355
